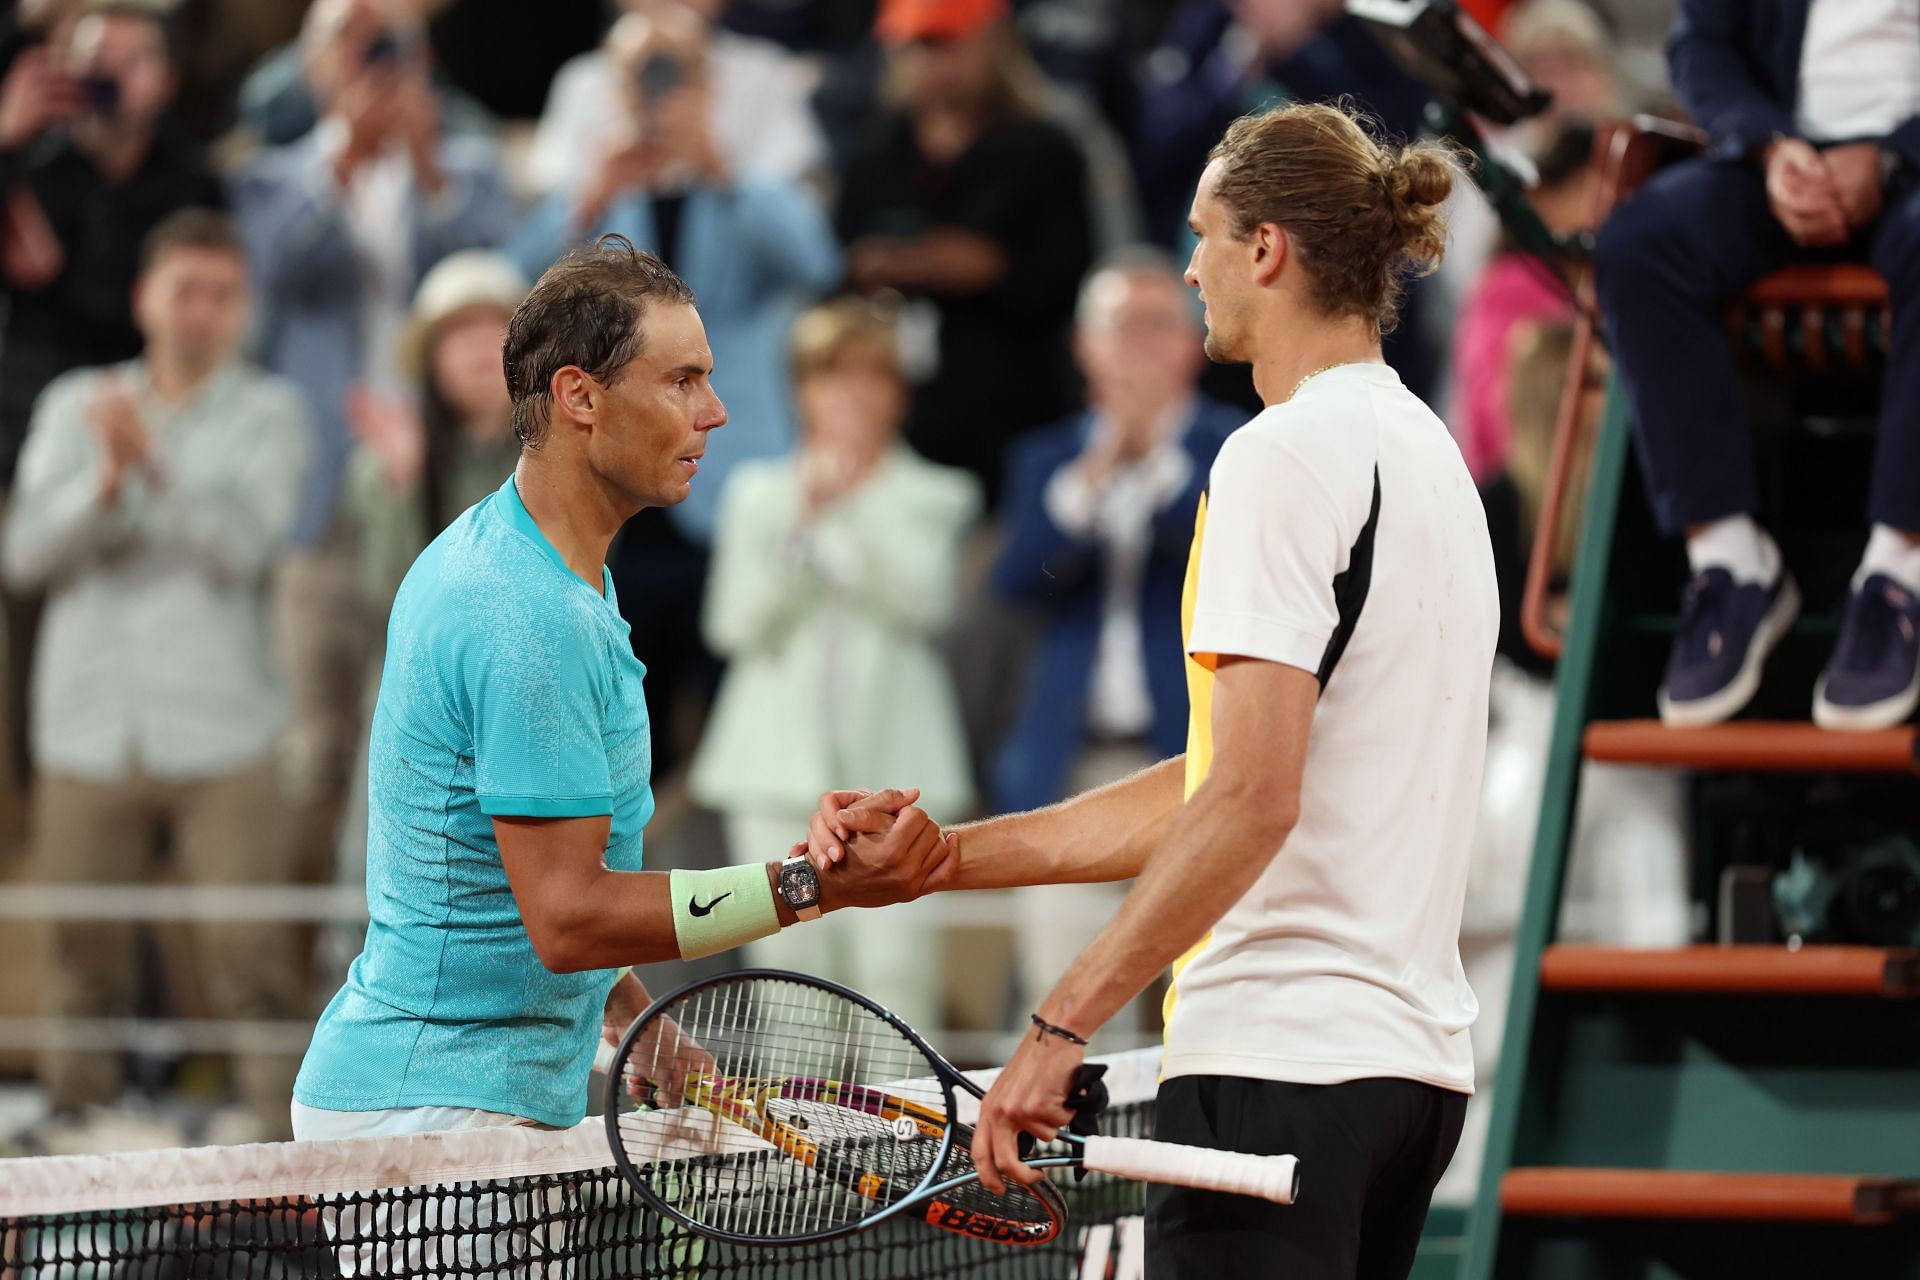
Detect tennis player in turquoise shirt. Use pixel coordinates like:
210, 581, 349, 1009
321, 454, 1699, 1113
293, 238, 955, 1142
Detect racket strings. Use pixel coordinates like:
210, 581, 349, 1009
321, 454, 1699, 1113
612, 976, 946, 1238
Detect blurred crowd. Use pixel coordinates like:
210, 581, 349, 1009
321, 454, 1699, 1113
0, 0, 1682, 1151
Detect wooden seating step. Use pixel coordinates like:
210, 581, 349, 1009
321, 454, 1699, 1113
1502, 1168, 1920, 1225
1583, 720, 1918, 773
1539, 945, 1920, 998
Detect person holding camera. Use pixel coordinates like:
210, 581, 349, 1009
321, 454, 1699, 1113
0, 4, 218, 492
512, 5, 840, 772
229, 0, 507, 892
526, 0, 825, 198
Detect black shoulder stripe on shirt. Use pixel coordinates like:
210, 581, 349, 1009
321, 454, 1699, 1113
1315, 467, 1382, 690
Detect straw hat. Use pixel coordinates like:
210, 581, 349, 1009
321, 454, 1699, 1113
401, 250, 529, 379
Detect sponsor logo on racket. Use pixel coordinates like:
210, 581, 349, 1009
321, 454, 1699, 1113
927, 1200, 1053, 1244
891, 1115, 919, 1141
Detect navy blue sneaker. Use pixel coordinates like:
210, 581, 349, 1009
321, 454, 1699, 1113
1657, 568, 1801, 727
1813, 574, 1920, 731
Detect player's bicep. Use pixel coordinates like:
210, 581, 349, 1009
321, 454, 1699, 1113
495, 813, 614, 968
1206, 656, 1317, 831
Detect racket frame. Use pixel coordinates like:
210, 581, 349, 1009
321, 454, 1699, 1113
603, 968, 1068, 1248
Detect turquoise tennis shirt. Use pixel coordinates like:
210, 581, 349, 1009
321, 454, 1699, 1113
295, 476, 655, 1127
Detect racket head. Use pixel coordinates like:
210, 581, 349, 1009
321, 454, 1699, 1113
602, 969, 1065, 1247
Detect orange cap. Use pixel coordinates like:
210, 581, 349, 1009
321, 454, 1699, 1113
875, 0, 1009, 44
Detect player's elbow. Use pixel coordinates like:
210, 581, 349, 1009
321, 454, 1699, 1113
522, 905, 596, 974
1214, 772, 1300, 845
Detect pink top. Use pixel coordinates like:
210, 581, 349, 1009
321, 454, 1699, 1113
1450, 252, 1572, 483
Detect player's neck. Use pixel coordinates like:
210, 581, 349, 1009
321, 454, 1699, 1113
1250, 312, 1383, 408
511, 459, 626, 595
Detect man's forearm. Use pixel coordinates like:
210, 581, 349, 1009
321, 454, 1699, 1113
1034, 772, 1292, 1038
943, 755, 1186, 891
516, 863, 803, 973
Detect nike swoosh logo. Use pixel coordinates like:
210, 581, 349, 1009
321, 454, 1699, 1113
689, 892, 731, 917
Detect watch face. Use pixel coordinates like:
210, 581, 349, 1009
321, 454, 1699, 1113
780, 860, 821, 908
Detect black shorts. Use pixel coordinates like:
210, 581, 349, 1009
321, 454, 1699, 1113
1145, 1074, 1467, 1280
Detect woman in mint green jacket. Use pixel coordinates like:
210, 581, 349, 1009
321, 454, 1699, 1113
690, 299, 979, 1026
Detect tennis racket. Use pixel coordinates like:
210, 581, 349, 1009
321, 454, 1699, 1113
600, 969, 1299, 1248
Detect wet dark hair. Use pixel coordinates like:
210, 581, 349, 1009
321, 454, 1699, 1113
503, 234, 696, 448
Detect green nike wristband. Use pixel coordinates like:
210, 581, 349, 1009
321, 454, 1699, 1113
669, 864, 783, 961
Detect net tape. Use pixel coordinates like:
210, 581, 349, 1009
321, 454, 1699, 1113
0, 1048, 1160, 1280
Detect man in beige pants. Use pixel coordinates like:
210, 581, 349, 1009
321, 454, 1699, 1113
2, 209, 313, 1148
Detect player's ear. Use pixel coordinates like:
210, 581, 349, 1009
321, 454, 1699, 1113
550, 365, 598, 430
1250, 222, 1287, 287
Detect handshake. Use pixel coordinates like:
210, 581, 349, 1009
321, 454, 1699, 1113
791, 786, 957, 913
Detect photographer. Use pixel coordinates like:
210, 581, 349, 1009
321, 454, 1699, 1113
513, 5, 840, 771
230, 0, 506, 889
0, 3, 219, 491
526, 0, 825, 197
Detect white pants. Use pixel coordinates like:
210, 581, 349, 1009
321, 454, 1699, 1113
291, 1102, 571, 1278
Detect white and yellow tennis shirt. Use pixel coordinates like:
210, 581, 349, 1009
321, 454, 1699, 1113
1161, 363, 1497, 1096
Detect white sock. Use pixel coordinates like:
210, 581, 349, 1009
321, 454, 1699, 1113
1854, 523, 1920, 594
1687, 515, 1781, 588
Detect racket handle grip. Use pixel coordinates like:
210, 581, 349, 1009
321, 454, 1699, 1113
1080, 1136, 1300, 1205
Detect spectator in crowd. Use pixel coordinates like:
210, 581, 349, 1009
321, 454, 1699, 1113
0, 0, 221, 856
514, 3, 841, 771
690, 297, 978, 1029
1449, 120, 1591, 484
526, 0, 827, 197
2, 209, 312, 1149
988, 249, 1235, 1021
1133, 0, 1428, 247
1477, 322, 1593, 677
1593, 0, 1920, 730
1502, 0, 1628, 125
235, 0, 495, 149
836, 0, 1094, 506
1132, 0, 1438, 399
229, 0, 506, 883
346, 250, 526, 622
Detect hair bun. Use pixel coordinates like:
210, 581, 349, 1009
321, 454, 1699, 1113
1382, 141, 1455, 275
1386, 145, 1454, 210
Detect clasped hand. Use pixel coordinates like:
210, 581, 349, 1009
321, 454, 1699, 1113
1765, 138, 1883, 248
799, 786, 955, 909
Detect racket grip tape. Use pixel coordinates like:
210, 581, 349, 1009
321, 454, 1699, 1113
1079, 1136, 1300, 1205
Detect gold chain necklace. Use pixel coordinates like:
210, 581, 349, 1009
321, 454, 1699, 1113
1288, 361, 1357, 402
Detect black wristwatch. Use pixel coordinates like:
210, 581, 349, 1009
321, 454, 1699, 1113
778, 856, 823, 921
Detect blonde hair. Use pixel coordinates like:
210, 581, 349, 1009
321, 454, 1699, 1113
1505, 322, 1584, 575
790, 297, 903, 383
1207, 100, 1457, 335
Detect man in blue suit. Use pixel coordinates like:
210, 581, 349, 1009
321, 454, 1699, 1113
991, 249, 1237, 1019
1595, 0, 1920, 732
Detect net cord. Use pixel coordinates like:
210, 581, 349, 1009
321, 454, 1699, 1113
0, 1047, 1161, 1223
